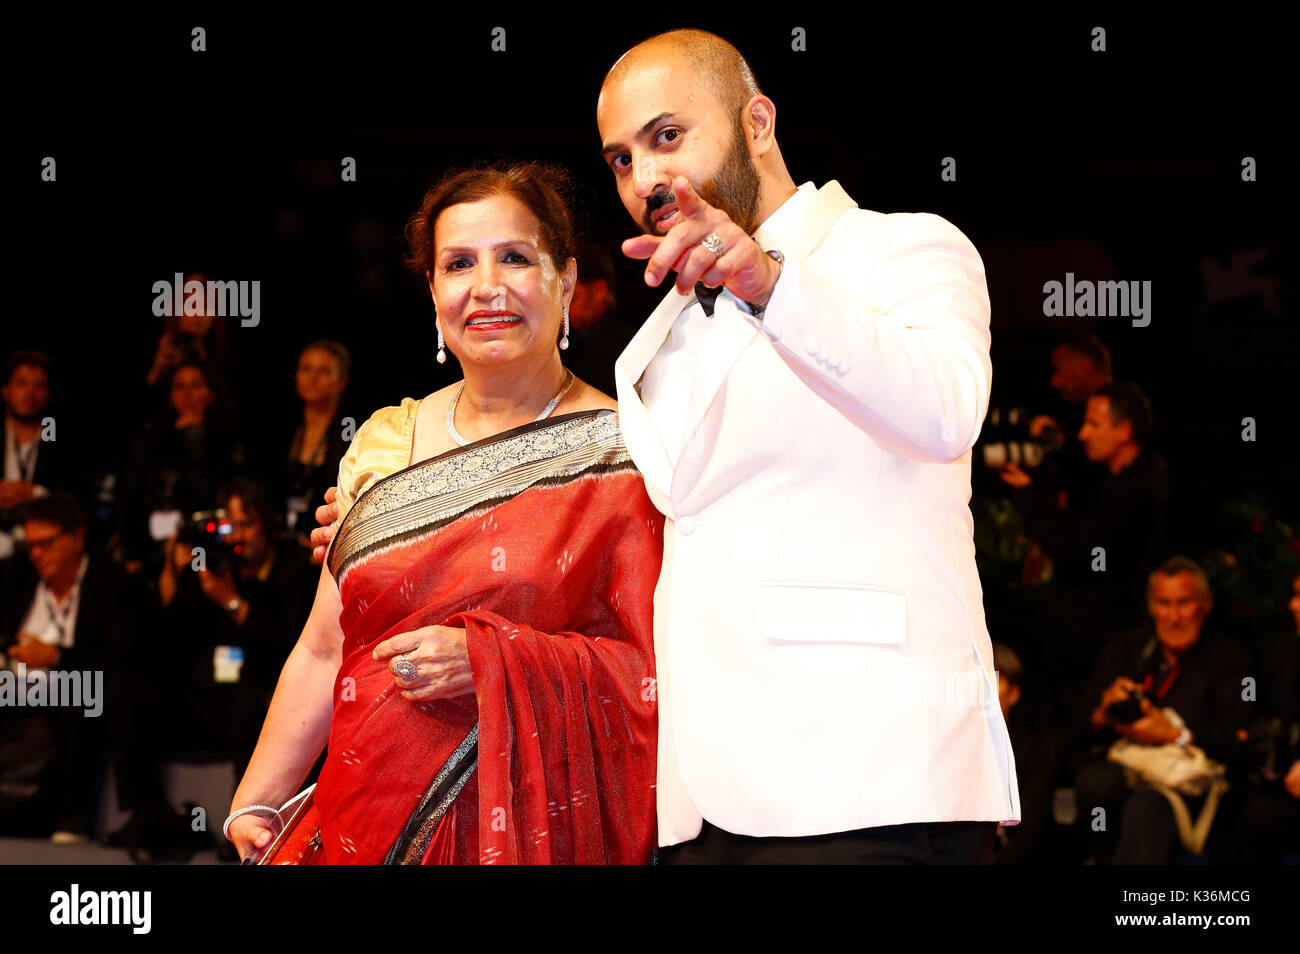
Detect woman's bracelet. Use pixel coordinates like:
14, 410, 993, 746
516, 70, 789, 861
222, 805, 279, 842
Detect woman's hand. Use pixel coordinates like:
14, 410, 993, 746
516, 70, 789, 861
373, 625, 475, 703
227, 812, 277, 862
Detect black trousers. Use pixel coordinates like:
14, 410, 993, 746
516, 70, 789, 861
657, 818, 997, 864
1073, 758, 1205, 864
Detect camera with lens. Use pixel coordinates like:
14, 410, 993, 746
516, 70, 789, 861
175, 508, 236, 575
979, 405, 1065, 471
1105, 688, 1149, 725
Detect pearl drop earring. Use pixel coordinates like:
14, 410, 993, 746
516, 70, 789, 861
559, 305, 570, 351
435, 314, 446, 364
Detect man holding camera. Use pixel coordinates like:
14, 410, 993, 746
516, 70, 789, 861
1072, 556, 1250, 863
137, 478, 315, 782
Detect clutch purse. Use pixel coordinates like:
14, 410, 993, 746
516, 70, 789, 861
240, 784, 325, 865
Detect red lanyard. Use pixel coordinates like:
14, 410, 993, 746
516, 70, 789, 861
1140, 665, 1180, 701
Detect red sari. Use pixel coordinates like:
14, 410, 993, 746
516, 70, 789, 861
314, 409, 663, 863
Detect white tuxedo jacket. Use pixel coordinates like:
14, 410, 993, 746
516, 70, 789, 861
615, 181, 1021, 846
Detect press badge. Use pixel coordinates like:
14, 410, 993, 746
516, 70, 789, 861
214, 646, 245, 683
149, 510, 183, 541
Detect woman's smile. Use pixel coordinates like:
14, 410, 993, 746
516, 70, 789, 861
465, 309, 524, 330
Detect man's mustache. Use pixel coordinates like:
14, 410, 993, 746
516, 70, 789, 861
643, 187, 677, 231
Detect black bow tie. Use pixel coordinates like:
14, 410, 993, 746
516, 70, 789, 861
694, 282, 722, 317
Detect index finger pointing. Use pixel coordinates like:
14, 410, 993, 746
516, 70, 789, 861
672, 176, 709, 219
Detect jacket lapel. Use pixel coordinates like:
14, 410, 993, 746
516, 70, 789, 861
675, 181, 859, 460
614, 286, 693, 507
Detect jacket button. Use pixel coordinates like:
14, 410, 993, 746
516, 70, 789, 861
677, 515, 695, 536
805, 335, 819, 355
839, 355, 852, 374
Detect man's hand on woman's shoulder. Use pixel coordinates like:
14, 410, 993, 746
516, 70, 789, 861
310, 486, 340, 564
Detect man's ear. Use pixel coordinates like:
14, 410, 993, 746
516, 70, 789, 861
744, 94, 778, 159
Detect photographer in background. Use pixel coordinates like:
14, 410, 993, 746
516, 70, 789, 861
152, 476, 314, 769
109, 477, 314, 860
1071, 557, 1251, 863
985, 334, 1112, 497
114, 477, 315, 854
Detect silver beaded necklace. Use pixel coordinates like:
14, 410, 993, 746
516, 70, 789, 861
445, 369, 575, 447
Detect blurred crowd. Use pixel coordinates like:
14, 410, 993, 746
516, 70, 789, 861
0, 289, 1296, 864
978, 334, 1299, 864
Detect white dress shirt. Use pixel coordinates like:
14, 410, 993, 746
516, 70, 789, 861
18, 554, 90, 650
639, 182, 817, 467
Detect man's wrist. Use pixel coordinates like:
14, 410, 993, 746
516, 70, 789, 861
736, 249, 785, 317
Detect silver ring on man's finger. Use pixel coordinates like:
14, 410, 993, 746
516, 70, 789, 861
701, 233, 725, 256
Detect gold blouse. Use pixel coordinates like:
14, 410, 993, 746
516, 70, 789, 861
335, 397, 422, 525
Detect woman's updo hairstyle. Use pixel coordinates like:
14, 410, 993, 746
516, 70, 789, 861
404, 160, 578, 279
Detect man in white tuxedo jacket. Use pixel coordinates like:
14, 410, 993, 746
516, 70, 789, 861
599, 30, 1021, 862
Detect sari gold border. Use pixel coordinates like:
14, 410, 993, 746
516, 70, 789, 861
328, 409, 636, 583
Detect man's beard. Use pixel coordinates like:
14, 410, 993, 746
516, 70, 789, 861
643, 120, 761, 236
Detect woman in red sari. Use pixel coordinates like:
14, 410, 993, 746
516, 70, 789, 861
225, 162, 663, 863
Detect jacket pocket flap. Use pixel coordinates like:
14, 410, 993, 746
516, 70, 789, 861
756, 580, 907, 644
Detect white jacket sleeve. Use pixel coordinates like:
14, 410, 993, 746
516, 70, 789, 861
745, 212, 992, 463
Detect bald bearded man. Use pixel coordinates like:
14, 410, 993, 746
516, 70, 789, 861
598, 29, 1020, 864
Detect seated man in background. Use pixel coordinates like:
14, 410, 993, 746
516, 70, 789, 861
1072, 556, 1250, 864
991, 643, 1062, 865
0, 492, 148, 841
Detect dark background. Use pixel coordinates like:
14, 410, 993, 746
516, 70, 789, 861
17, 12, 1297, 628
